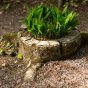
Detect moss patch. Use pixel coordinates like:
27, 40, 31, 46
0, 32, 18, 56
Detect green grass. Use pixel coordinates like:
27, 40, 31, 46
24, 4, 78, 40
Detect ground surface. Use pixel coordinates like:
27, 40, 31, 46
0, 4, 88, 88
0, 3, 26, 35
1, 44, 88, 88
72, 5, 88, 32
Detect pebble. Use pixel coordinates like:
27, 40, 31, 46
2, 63, 6, 67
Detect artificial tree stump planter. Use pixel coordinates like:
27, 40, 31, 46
58, 30, 81, 57
80, 31, 88, 43
19, 29, 81, 81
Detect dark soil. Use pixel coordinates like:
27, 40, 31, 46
0, 4, 88, 88
0, 56, 25, 88
0, 3, 26, 35
71, 5, 88, 32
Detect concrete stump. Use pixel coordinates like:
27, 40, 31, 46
19, 30, 81, 81
80, 31, 88, 43
58, 30, 81, 57
19, 37, 61, 81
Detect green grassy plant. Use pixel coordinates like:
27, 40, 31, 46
0, 48, 5, 55
24, 4, 78, 40
0, 33, 18, 56
17, 53, 23, 60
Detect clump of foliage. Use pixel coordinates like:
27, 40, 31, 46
16, 53, 23, 60
0, 48, 5, 55
24, 4, 78, 40
0, 33, 18, 56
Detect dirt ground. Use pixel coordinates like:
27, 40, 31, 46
0, 3, 88, 88
0, 3, 26, 35
71, 5, 88, 32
